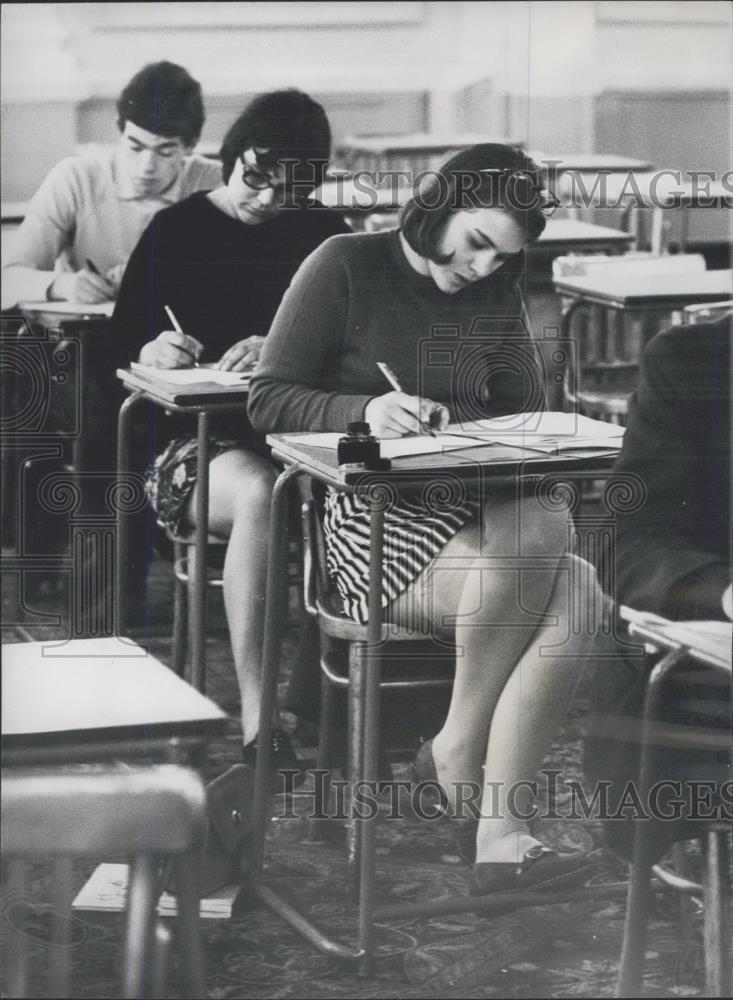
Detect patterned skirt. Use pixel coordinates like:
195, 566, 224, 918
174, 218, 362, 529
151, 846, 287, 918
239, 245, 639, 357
323, 485, 480, 624
145, 435, 242, 537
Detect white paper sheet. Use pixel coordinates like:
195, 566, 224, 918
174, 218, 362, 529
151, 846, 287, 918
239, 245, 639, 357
130, 361, 251, 385
19, 299, 115, 317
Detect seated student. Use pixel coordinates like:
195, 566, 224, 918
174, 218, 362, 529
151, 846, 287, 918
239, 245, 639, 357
586, 315, 731, 860
607, 316, 731, 621
249, 144, 605, 895
2, 61, 220, 310
114, 89, 350, 774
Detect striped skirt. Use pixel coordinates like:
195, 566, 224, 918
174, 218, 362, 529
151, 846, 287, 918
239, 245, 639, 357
323, 485, 480, 624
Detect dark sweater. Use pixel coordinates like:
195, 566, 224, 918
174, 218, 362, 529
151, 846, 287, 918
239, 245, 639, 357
115, 191, 350, 361
113, 190, 350, 443
608, 318, 731, 620
248, 230, 545, 433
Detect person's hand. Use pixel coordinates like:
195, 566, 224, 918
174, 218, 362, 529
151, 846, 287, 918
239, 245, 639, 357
722, 583, 732, 621
364, 392, 450, 438
139, 330, 204, 369
216, 336, 265, 371
48, 268, 115, 304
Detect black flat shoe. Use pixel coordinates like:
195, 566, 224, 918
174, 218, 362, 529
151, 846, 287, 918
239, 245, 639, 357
243, 728, 306, 792
470, 845, 596, 897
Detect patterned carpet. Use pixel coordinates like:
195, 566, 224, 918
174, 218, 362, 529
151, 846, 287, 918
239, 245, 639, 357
1, 554, 711, 999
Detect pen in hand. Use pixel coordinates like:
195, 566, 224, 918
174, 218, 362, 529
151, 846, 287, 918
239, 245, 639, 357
376, 362, 437, 437
164, 305, 200, 367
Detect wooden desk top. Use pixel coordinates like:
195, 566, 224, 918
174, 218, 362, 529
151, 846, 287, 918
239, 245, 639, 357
118, 367, 251, 409
535, 220, 633, 252
2, 637, 229, 751
337, 133, 517, 156
534, 153, 655, 174
267, 432, 620, 490
554, 269, 732, 308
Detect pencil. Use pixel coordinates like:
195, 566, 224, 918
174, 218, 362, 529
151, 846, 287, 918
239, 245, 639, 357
164, 305, 199, 367
85, 258, 100, 275
376, 362, 436, 436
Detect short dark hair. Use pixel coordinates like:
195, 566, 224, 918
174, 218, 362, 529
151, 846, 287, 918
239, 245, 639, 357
401, 144, 551, 264
116, 62, 205, 146
219, 89, 331, 189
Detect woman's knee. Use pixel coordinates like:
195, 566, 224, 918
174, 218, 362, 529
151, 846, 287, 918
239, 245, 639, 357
482, 494, 568, 557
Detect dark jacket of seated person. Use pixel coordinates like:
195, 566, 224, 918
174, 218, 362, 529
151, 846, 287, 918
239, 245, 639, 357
587, 317, 731, 862
606, 316, 731, 621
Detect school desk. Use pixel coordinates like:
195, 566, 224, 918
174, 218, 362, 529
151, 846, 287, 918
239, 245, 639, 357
334, 132, 522, 173
250, 430, 626, 970
2, 636, 229, 767
553, 268, 733, 418
614, 608, 731, 998
116, 367, 250, 691
2, 308, 120, 618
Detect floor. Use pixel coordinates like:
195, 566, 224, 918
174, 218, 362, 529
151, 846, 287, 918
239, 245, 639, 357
1, 274, 718, 997
1, 545, 712, 1000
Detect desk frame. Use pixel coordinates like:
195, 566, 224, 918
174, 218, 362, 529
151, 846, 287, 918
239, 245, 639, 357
615, 612, 731, 999
252, 440, 629, 971
116, 376, 249, 690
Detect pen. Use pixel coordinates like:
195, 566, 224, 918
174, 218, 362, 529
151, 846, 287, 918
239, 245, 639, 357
85, 258, 100, 275
376, 362, 436, 436
164, 304, 199, 367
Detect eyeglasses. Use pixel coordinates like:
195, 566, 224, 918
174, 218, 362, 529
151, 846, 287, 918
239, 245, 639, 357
239, 157, 285, 194
479, 169, 561, 217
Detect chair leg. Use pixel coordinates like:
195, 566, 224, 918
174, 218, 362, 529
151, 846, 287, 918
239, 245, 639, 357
346, 640, 367, 901
171, 541, 188, 676
313, 662, 337, 837
123, 854, 158, 999
184, 543, 204, 691
172, 851, 206, 999
701, 827, 732, 998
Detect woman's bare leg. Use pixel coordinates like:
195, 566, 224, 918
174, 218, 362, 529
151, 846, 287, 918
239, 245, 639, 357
187, 449, 277, 743
389, 492, 601, 861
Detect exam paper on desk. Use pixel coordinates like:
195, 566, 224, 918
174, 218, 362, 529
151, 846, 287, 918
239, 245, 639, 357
282, 412, 624, 459
129, 361, 251, 385
19, 299, 115, 317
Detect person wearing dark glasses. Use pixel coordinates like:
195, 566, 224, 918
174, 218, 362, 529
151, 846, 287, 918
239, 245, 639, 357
113, 90, 349, 776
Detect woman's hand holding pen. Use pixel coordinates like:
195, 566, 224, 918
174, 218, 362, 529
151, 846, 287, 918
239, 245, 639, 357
217, 335, 265, 371
139, 329, 204, 369
364, 391, 449, 438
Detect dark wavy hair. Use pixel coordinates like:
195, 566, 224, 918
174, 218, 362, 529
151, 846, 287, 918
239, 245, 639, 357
116, 62, 205, 146
219, 89, 331, 189
400, 144, 552, 264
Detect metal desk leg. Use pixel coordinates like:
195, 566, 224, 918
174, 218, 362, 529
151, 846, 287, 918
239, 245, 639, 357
616, 646, 688, 998
189, 412, 210, 692
702, 826, 732, 998
357, 497, 384, 976
116, 391, 144, 635
252, 465, 365, 965
252, 463, 306, 872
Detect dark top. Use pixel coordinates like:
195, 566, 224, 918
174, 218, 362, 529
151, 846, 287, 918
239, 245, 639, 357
248, 230, 546, 434
113, 191, 350, 444
607, 318, 731, 620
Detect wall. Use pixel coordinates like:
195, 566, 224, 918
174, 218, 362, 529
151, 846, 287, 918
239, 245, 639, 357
2, 1, 731, 246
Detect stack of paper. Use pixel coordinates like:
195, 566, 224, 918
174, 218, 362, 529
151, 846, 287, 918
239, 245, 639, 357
72, 863, 244, 919
445, 412, 625, 452
19, 299, 115, 317
282, 413, 623, 459
130, 361, 251, 386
